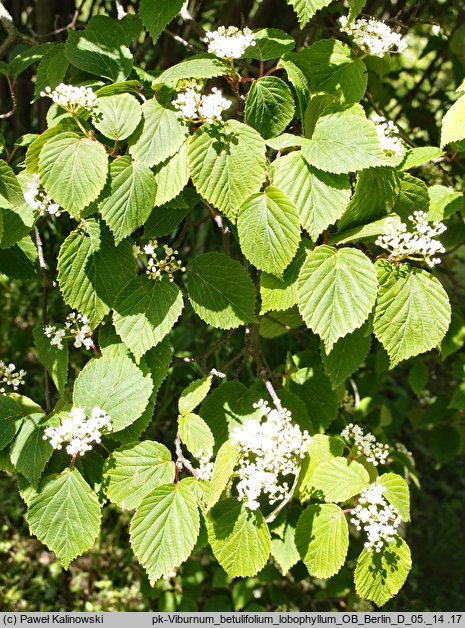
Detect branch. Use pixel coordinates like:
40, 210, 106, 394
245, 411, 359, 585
250, 326, 284, 413
33, 226, 52, 413
175, 430, 197, 479
0, 2, 36, 58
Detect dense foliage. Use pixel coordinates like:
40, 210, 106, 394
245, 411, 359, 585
1, 0, 465, 612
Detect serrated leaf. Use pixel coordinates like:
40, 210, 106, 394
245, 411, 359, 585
428, 184, 464, 221
130, 480, 200, 584
287, 0, 334, 27
208, 499, 271, 577
270, 517, 300, 574
391, 173, 430, 220
311, 457, 370, 502
295, 504, 348, 578
99, 156, 156, 244
113, 275, 183, 360
34, 44, 69, 100
0, 237, 39, 279
379, 473, 410, 522
259, 307, 303, 338
27, 469, 101, 568
321, 324, 371, 388
245, 77, 295, 139
373, 265, 451, 367
145, 196, 191, 238
153, 145, 189, 207
0, 200, 35, 249
302, 110, 387, 173
206, 441, 240, 511
0, 160, 24, 207
25, 120, 78, 174
9, 413, 51, 486
330, 216, 390, 245
179, 376, 213, 417
188, 120, 266, 221
103, 440, 175, 510
269, 151, 350, 240
288, 367, 338, 431
33, 324, 68, 396
297, 245, 378, 351
39, 133, 108, 215
348, 0, 367, 21
129, 99, 187, 168
400, 146, 444, 171
139, 0, 185, 44
260, 243, 307, 314
237, 187, 300, 276
298, 434, 344, 501
354, 538, 412, 606
153, 54, 230, 86
73, 355, 153, 432
441, 95, 465, 148
0, 394, 43, 450
93, 94, 142, 141
57, 219, 136, 327
265, 134, 304, 150
179, 413, 215, 458
278, 55, 311, 118
241, 28, 294, 61
408, 362, 429, 397
187, 252, 256, 329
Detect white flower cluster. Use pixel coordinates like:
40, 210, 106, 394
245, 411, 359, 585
230, 399, 311, 511
204, 26, 256, 59
375, 211, 446, 268
40, 84, 97, 113
44, 312, 93, 351
339, 15, 407, 57
172, 83, 231, 124
23, 174, 60, 217
0, 361, 26, 395
43, 406, 112, 457
134, 240, 186, 282
371, 114, 405, 158
351, 483, 402, 552
196, 451, 215, 481
341, 423, 389, 466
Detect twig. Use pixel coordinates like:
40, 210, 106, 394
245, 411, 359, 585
0, 2, 36, 57
349, 377, 360, 408
250, 326, 284, 413
175, 430, 197, 479
33, 226, 52, 413
0, 77, 16, 120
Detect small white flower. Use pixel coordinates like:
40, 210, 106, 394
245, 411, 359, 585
24, 174, 61, 217
341, 423, 389, 466
339, 15, 407, 58
351, 483, 402, 552
40, 83, 97, 113
204, 26, 256, 59
135, 240, 186, 282
43, 406, 112, 457
0, 360, 26, 394
371, 114, 405, 158
172, 82, 231, 124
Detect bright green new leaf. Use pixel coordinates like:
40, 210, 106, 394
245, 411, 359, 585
354, 538, 412, 606
379, 473, 410, 522
73, 355, 153, 432
129, 99, 187, 167
139, 0, 185, 44
208, 499, 271, 577
187, 252, 256, 329
269, 151, 350, 239
391, 173, 430, 220
103, 440, 175, 510
373, 265, 451, 367
237, 187, 300, 276
113, 275, 184, 360
244, 77, 295, 139
93, 94, 142, 140
188, 120, 266, 221
295, 504, 349, 578
297, 245, 378, 352
311, 457, 370, 502
153, 145, 189, 207
265, 133, 304, 150
287, 0, 334, 27
441, 95, 465, 148
99, 156, 156, 244
39, 132, 108, 215
0, 393, 43, 450
270, 517, 300, 574
179, 413, 215, 458
130, 480, 200, 585
33, 324, 68, 396
27, 469, 102, 568
25, 120, 78, 174
400, 146, 444, 171
321, 324, 371, 388
206, 441, 240, 511
153, 54, 231, 86
179, 376, 213, 417
9, 413, 52, 486
298, 434, 344, 501
241, 28, 295, 61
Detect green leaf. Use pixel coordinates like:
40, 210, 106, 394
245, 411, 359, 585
188, 120, 266, 221
208, 499, 271, 577
0, 198, 36, 249
270, 515, 300, 574
321, 324, 371, 388
278, 55, 311, 118
179, 413, 215, 457
379, 473, 410, 522
33, 324, 68, 396
269, 151, 350, 239
65, 16, 134, 81
10, 43, 53, 78
139, 0, 185, 44
25, 120, 78, 174
39, 133, 108, 215
73, 355, 153, 432
408, 362, 429, 397
259, 307, 303, 338
348, 0, 367, 21
373, 265, 451, 367
310, 457, 370, 502
391, 173, 430, 220
287, 0, 334, 27
113, 275, 184, 360
330, 215, 391, 245
297, 245, 378, 352
153, 54, 231, 86
128, 99, 187, 168
295, 504, 349, 578
9, 413, 51, 486
93, 94, 142, 141
0, 394, 43, 450
145, 193, 191, 237
244, 77, 295, 139
0, 237, 39, 279
34, 44, 69, 100
260, 243, 307, 314
0, 160, 24, 207
288, 367, 338, 432
302, 109, 387, 174
354, 538, 412, 606
103, 440, 175, 510
99, 156, 156, 244
27, 469, 102, 568
428, 184, 464, 221
241, 28, 294, 61
265, 134, 304, 150
441, 95, 465, 148
298, 434, 344, 501
338, 167, 400, 231
130, 480, 200, 585
400, 146, 444, 171
187, 252, 256, 329
179, 376, 213, 417
152, 145, 189, 207
57, 219, 136, 327
237, 187, 300, 276
206, 441, 240, 511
